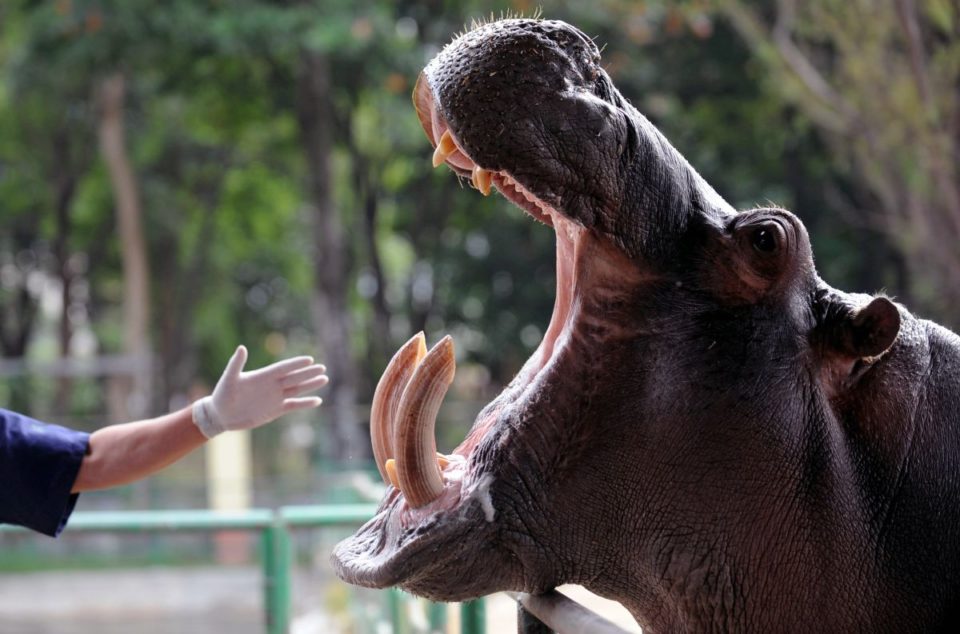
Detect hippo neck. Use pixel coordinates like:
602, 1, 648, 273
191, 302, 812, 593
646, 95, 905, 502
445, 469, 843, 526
612, 414, 877, 631
552, 331, 883, 631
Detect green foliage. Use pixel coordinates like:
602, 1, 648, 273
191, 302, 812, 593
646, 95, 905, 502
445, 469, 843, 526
1, 0, 940, 422
720, 0, 960, 324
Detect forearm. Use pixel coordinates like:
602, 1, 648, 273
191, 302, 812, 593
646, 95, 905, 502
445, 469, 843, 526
71, 406, 206, 493
69, 348, 326, 494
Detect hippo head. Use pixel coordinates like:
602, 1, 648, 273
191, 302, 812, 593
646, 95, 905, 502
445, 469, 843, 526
334, 19, 960, 631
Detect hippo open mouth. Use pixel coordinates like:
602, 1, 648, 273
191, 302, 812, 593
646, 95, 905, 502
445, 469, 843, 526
331, 15, 780, 608
332, 18, 643, 599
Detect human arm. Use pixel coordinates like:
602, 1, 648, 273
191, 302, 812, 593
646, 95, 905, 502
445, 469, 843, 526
72, 346, 327, 493
72, 406, 204, 492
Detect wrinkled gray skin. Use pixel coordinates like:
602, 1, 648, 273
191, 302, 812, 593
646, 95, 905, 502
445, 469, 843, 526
334, 19, 960, 632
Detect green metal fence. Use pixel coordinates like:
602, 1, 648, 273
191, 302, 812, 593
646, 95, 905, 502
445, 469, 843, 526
0, 505, 485, 634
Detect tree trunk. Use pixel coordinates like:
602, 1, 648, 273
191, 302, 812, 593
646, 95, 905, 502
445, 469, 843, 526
97, 72, 151, 422
159, 203, 217, 408
0, 224, 41, 413
0, 285, 37, 359
295, 49, 364, 461
52, 126, 77, 415
353, 152, 392, 378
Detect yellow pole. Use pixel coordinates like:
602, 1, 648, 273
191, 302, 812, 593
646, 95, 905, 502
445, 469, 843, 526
206, 429, 253, 563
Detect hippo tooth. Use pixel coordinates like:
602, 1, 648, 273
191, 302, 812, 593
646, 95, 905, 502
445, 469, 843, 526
395, 335, 456, 508
387, 455, 448, 491
472, 165, 492, 196
432, 130, 457, 168
384, 458, 400, 489
370, 332, 427, 485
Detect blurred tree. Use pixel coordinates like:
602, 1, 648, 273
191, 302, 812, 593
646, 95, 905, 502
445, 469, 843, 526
97, 73, 151, 422
297, 45, 363, 459
721, 0, 960, 326
0, 1, 99, 414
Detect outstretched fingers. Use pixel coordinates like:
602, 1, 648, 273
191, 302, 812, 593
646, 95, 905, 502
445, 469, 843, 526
260, 355, 316, 378
282, 396, 323, 412
280, 364, 328, 388
284, 375, 329, 397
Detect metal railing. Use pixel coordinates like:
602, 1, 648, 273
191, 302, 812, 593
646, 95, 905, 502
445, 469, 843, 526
0, 505, 484, 634
510, 590, 631, 634
2, 506, 636, 634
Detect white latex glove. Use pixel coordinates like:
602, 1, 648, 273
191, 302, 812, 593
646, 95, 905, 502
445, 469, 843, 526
192, 345, 328, 439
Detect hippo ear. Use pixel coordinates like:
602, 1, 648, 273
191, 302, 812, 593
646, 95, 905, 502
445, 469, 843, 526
824, 296, 901, 359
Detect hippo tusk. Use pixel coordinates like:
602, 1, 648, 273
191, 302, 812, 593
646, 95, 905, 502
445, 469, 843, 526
472, 165, 493, 196
432, 130, 458, 168
370, 332, 427, 485
395, 335, 456, 507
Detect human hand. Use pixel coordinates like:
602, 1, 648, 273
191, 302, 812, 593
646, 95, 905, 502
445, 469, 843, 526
192, 346, 328, 439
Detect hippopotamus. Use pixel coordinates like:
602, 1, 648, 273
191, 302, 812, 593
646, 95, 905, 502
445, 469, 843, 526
333, 18, 960, 632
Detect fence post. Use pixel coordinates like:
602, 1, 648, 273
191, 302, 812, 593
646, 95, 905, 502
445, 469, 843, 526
427, 602, 447, 633
262, 519, 292, 634
389, 587, 404, 634
460, 600, 485, 634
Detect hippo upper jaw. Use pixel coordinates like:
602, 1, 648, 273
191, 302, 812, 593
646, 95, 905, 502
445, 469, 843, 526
413, 18, 630, 235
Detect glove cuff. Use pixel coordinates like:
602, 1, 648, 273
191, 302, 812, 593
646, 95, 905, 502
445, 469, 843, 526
192, 396, 223, 439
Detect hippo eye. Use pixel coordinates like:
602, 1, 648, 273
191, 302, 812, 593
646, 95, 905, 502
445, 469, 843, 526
750, 225, 781, 254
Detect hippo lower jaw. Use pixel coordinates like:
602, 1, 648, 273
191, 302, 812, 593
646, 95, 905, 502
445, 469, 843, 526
331, 75, 596, 598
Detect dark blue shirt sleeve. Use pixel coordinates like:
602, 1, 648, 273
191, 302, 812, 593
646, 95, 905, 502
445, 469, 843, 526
0, 408, 90, 537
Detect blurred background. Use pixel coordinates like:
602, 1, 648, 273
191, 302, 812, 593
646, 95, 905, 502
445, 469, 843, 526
1, 0, 957, 632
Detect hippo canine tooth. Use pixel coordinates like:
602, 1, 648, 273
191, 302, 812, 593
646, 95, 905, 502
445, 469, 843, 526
385, 456, 448, 492
395, 335, 456, 508
370, 332, 427, 485
432, 130, 458, 167
472, 165, 492, 196
384, 458, 400, 489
